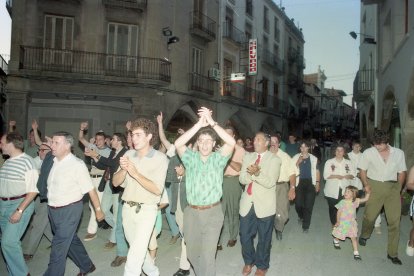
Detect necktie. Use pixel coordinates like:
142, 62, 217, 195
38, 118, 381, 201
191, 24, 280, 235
247, 154, 261, 195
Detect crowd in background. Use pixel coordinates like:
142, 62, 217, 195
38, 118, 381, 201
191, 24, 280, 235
0, 112, 414, 276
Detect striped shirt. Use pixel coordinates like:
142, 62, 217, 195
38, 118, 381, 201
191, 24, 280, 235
0, 153, 39, 197
181, 149, 230, 205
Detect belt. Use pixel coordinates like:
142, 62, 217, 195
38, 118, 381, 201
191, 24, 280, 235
122, 200, 143, 213
1, 194, 26, 201
276, 181, 289, 185
90, 174, 103, 178
40, 199, 48, 203
189, 201, 220, 210
224, 175, 238, 178
368, 178, 398, 184
49, 199, 82, 209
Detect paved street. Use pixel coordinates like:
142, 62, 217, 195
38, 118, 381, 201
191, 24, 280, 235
1, 193, 413, 276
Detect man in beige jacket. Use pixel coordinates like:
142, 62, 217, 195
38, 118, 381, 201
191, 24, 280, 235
239, 132, 281, 276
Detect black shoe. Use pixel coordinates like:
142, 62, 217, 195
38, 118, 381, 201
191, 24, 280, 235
354, 253, 362, 261
275, 230, 283, 240
303, 228, 309, 233
387, 255, 402, 265
358, 237, 367, 246
173, 268, 190, 276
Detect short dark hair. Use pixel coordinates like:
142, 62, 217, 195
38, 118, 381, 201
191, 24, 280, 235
29, 128, 42, 138
372, 129, 389, 145
95, 131, 106, 139
270, 133, 281, 143
52, 131, 74, 146
224, 125, 236, 134
196, 127, 217, 142
113, 132, 127, 147
300, 140, 311, 148
5, 132, 24, 150
130, 118, 159, 146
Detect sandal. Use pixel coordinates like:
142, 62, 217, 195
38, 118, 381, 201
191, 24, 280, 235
333, 240, 341, 250
354, 253, 362, 261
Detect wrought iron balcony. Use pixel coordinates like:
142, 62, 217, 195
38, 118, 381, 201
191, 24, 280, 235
102, 0, 147, 11
223, 21, 247, 45
353, 69, 374, 102
0, 54, 8, 76
223, 81, 260, 106
261, 48, 284, 75
288, 47, 298, 63
189, 72, 215, 96
190, 11, 216, 42
19, 46, 171, 84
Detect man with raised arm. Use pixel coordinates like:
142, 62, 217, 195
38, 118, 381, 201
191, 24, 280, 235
174, 107, 235, 276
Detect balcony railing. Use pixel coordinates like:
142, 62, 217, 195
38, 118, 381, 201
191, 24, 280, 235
189, 73, 215, 95
288, 47, 298, 63
0, 54, 8, 76
223, 81, 288, 114
261, 48, 284, 74
19, 46, 171, 83
189, 11, 216, 42
353, 69, 374, 101
223, 81, 260, 105
223, 21, 247, 45
102, 0, 147, 11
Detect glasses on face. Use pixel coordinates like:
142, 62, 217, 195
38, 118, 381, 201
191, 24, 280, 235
197, 139, 214, 145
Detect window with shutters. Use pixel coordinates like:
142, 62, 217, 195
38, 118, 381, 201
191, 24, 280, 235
106, 23, 139, 72
43, 15, 74, 65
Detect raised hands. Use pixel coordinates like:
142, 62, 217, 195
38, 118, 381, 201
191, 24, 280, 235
197, 107, 214, 126
80, 122, 88, 131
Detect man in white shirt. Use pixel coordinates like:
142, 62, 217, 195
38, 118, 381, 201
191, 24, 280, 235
358, 130, 407, 265
269, 134, 297, 241
44, 131, 104, 276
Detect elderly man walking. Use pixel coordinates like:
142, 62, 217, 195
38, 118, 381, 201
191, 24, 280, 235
239, 132, 281, 276
44, 131, 104, 276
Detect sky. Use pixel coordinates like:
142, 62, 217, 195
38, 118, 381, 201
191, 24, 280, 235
280, 0, 361, 105
0, 0, 360, 104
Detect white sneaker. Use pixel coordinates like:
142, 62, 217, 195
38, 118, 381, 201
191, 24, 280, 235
406, 241, 414, 257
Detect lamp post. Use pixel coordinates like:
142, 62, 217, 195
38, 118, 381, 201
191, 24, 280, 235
349, 31, 376, 44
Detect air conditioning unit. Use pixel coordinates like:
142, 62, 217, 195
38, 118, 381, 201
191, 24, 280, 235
208, 68, 221, 81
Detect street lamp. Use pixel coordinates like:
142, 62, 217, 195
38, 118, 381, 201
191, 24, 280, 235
349, 31, 376, 44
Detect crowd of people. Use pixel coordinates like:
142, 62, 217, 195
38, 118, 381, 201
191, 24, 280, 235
0, 108, 414, 276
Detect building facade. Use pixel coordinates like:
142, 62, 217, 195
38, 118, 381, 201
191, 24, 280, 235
4, 0, 305, 143
354, 0, 413, 166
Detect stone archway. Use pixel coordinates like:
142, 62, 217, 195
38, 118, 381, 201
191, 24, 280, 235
163, 100, 200, 141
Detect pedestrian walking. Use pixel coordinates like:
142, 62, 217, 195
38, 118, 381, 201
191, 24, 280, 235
332, 185, 370, 260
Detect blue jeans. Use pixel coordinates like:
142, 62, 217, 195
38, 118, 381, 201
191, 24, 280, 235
165, 183, 179, 236
101, 182, 119, 243
115, 197, 128, 257
240, 205, 275, 270
0, 198, 34, 276
44, 201, 93, 276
